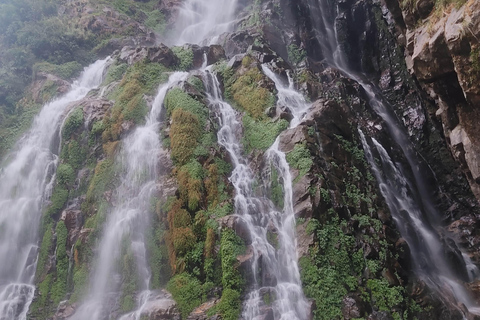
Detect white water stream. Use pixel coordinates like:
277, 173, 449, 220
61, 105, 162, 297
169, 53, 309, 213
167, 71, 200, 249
70, 72, 188, 320
307, 0, 480, 313
202, 65, 310, 320
0, 59, 109, 320
170, 0, 239, 45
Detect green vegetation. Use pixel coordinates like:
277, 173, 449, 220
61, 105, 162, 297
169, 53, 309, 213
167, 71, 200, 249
167, 273, 207, 318
63, 108, 84, 140
33, 61, 83, 80
172, 46, 194, 71
242, 115, 288, 152
230, 57, 275, 118
287, 44, 306, 66
286, 143, 313, 182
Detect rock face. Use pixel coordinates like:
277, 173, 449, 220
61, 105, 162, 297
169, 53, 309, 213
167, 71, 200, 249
391, 0, 480, 201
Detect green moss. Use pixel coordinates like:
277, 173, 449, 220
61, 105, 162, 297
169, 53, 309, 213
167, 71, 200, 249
287, 44, 306, 66
56, 163, 75, 187
231, 64, 275, 119
51, 221, 69, 304
170, 109, 202, 165
242, 115, 288, 152
220, 229, 245, 290
103, 62, 127, 85
172, 46, 194, 71
218, 288, 241, 320
46, 185, 69, 217
33, 61, 83, 80
36, 223, 54, 279
286, 143, 313, 182
167, 273, 206, 319
63, 107, 84, 140
64, 140, 86, 170
70, 265, 88, 303
144, 10, 166, 34
86, 159, 115, 203
367, 278, 404, 312
165, 88, 208, 127
269, 165, 284, 208
299, 213, 362, 320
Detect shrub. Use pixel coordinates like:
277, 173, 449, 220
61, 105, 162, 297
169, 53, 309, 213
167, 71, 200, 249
172, 46, 194, 71
63, 107, 84, 140
167, 273, 205, 318
242, 115, 288, 152
56, 163, 75, 187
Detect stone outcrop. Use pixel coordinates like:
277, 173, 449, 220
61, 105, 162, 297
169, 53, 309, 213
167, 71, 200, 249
392, 0, 480, 200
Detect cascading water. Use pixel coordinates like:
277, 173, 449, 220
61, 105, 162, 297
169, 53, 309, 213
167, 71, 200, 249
170, 0, 239, 45
70, 72, 188, 320
0, 58, 109, 320
307, 0, 480, 313
202, 66, 310, 320
359, 131, 480, 314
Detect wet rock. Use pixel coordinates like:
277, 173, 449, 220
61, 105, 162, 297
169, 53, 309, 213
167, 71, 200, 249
410, 18, 455, 81
76, 98, 113, 127
207, 45, 226, 65
342, 295, 364, 319
296, 221, 314, 258
53, 301, 77, 320
31, 73, 71, 103
218, 215, 251, 244
278, 125, 308, 153
138, 291, 180, 320
61, 209, 83, 248
187, 298, 219, 320
120, 45, 178, 67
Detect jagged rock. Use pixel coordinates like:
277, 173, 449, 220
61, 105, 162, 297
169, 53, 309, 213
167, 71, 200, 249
53, 301, 77, 320
76, 98, 113, 127
278, 125, 308, 153
136, 291, 180, 320
292, 174, 314, 218
61, 209, 82, 248
296, 221, 314, 258
31, 73, 71, 103
207, 45, 226, 66
342, 295, 364, 319
217, 215, 251, 244
120, 45, 178, 67
187, 298, 219, 320
410, 17, 455, 81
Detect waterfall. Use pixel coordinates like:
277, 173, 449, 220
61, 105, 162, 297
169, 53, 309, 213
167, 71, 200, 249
202, 66, 310, 320
0, 58, 109, 320
69, 72, 188, 320
307, 0, 480, 313
170, 0, 239, 45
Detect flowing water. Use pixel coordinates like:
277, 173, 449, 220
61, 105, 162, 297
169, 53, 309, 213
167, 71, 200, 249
359, 132, 480, 314
307, 0, 480, 313
170, 0, 239, 45
0, 58, 109, 320
202, 66, 309, 320
70, 72, 188, 320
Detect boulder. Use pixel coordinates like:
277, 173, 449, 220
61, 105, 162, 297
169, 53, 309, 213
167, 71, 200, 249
120, 45, 178, 67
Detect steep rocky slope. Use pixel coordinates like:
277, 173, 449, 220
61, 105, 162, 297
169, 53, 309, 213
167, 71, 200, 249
0, 0, 479, 320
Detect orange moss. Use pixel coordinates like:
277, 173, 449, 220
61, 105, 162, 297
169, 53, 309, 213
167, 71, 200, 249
205, 164, 219, 208
170, 109, 201, 165
205, 228, 215, 259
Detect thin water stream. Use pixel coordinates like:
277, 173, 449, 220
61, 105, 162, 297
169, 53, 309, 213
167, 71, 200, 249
170, 0, 239, 45
70, 72, 188, 320
0, 59, 109, 320
202, 65, 310, 320
307, 0, 480, 313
